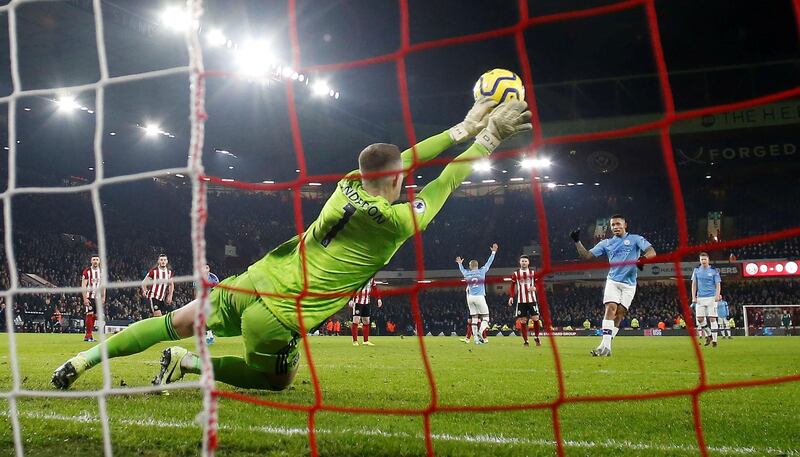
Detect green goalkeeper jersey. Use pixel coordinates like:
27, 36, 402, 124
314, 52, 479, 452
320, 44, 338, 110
247, 130, 490, 333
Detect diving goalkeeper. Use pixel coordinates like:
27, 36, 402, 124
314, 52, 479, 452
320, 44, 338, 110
52, 98, 531, 391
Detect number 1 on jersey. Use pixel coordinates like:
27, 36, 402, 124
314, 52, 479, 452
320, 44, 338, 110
321, 203, 356, 247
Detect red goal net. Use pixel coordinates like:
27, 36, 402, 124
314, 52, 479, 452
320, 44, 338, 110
190, 0, 800, 455
2, 0, 790, 456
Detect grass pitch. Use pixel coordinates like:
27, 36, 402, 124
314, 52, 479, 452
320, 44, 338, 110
1, 333, 799, 456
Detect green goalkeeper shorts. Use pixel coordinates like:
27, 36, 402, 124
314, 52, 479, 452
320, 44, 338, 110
207, 271, 300, 376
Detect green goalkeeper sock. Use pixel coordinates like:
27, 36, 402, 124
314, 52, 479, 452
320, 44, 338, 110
81, 313, 181, 368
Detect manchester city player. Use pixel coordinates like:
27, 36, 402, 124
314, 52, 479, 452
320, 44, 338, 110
571, 215, 655, 356
456, 243, 498, 345
716, 295, 731, 339
692, 252, 722, 347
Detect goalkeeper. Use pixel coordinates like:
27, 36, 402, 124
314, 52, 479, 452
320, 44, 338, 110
52, 98, 531, 391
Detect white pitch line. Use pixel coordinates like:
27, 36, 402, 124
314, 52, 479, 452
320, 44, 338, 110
3, 410, 798, 456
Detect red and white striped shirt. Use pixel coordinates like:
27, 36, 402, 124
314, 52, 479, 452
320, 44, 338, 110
82, 267, 101, 299
510, 268, 537, 303
145, 267, 173, 301
352, 278, 380, 305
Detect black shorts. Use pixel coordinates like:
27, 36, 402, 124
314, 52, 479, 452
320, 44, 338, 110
353, 303, 371, 318
85, 297, 103, 314
149, 298, 166, 313
516, 302, 539, 318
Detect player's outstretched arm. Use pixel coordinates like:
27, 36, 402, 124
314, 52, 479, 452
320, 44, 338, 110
395, 101, 531, 233
456, 256, 468, 275
571, 229, 595, 260
400, 98, 497, 172
482, 244, 497, 272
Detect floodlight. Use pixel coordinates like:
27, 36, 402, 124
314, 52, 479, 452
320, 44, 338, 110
312, 80, 330, 96
144, 124, 161, 137
56, 96, 80, 111
160, 6, 191, 32
473, 159, 492, 172
236, 41, 274, 77
205, 29, 226, 47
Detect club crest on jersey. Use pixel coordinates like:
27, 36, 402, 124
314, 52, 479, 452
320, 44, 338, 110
623, 239, 631, 245
413, 199, 426, 214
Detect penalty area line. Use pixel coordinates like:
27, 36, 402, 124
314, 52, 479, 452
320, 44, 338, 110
4, 410, 798, 456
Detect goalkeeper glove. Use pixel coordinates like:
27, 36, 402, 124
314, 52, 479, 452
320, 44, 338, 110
448, 98, 497, 143
569, 229, 581, 243
475, 100, 532, 152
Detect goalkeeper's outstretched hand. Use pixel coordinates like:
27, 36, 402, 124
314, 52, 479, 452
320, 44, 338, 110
569, 229, 581, 243
475, 100, 532, 152
448, 98, 498, 143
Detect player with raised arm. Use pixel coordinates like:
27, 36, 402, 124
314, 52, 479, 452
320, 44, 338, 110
716, 294, 731, 339
508, 255, 540, 347
51, 98, 532, 390
571, 214, 656, 356
692, 252, 721, 347
141, 254, 174, 317
457, 243, 498, 345
81, 254, 104, 342
349, 276, 382, 346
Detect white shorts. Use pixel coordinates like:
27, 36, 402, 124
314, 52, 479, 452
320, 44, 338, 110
466, 295, 489, 316
603, 280, 636, 309
695, 296, 718, 318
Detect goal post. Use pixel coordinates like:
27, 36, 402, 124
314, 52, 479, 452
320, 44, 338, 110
742, 304, 800, 336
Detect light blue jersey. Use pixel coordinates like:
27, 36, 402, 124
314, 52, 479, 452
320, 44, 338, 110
195, 272, 220, 290
458, 252, 495, 296
692, 265, 720, 298
589, 233, 652, 286
717, 300, 729, 318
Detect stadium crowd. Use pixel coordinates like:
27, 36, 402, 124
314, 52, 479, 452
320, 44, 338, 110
1, 178, 797, 334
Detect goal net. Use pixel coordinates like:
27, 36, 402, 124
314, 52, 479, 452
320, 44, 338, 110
742, 304, 800, 336
1, 0, 216, 455
2, 0, 799, 456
